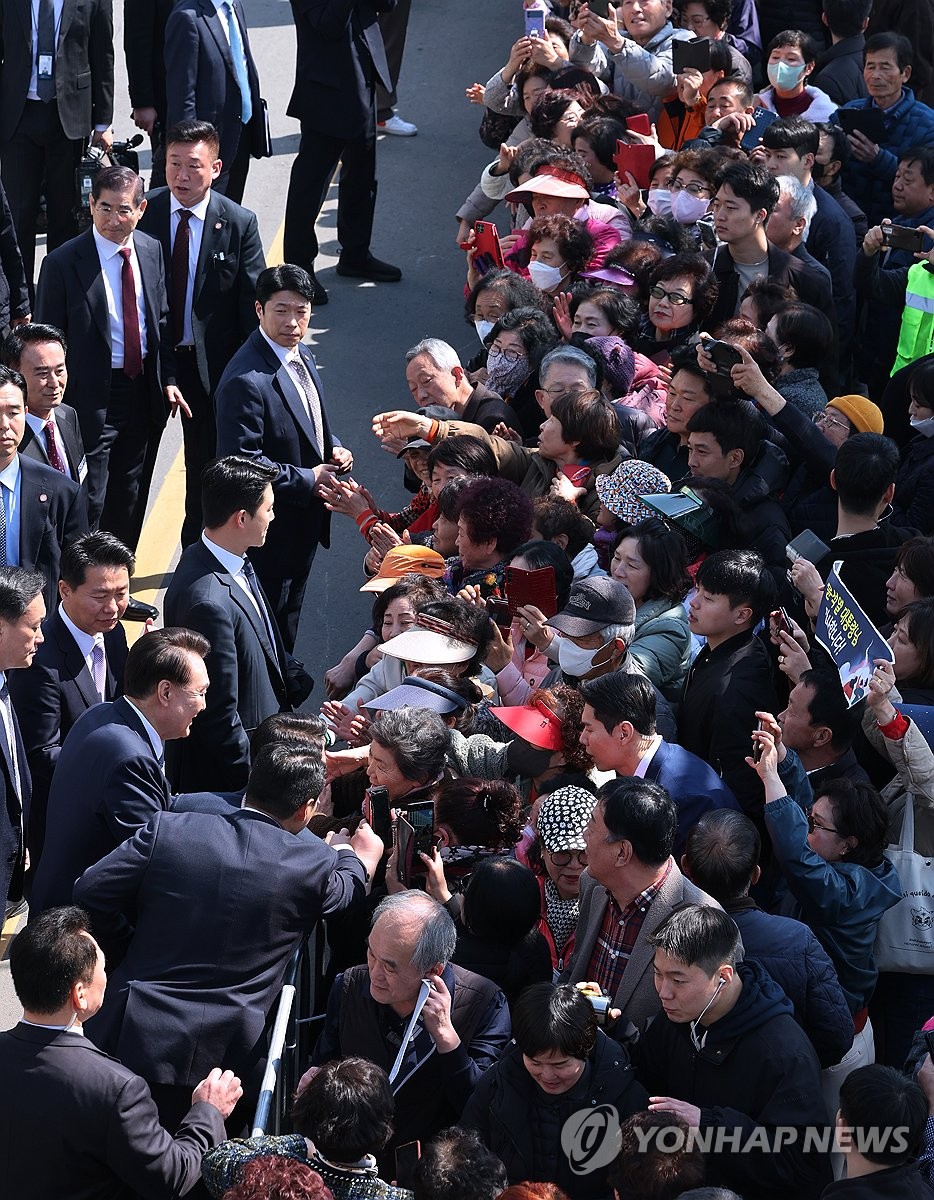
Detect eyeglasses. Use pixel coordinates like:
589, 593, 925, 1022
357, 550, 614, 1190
489, 344, 526, 363
670, 180, 711, 197
540, 382, 589, 399
813, 410, 850, 434
548, 848, 588, 866
649, 286, 693, 306
807, 812, 841, 835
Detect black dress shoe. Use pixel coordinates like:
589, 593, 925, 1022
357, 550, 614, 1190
336, 253, 402, 282
123, 596, 159, 623
5, 897, 27, 921
308, 270, 329, 306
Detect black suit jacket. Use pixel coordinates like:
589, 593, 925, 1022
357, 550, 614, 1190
0, 0, 114, 142
29, 696, 171, 914
76, 805, 368, 1087
165, 0, 264, 166
33, 229, 174, 448
9, 606, 126, 858
706, 242, 835, 334
0, 1023, 225, 1200
215, 329, 339, 575
287, 0, 395, 139
19, 404, 86, 486
0, 673, 30, 911
17, 455, 90, 610
163, 539, 311, 792
124, 0, 175, 121
138, 187, 266, 394
0, 179, 28, 328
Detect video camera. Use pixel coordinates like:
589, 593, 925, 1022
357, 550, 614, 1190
75, 133, 145, 230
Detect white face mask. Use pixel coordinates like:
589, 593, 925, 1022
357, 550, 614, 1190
910, 414, 934, 437
767, 60, 807, 92
474, 318, 495, 344
528, 260, 567, 291
647, 188, 673, 217
557, 635, 613, 677
671, 189, 711, 225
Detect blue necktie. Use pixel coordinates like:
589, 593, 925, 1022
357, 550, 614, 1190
225, 2, 253, 125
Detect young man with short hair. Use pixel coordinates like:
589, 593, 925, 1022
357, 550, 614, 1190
812, 0, 871, 105
678, 548, 778, 821
632, 905, 833, 1200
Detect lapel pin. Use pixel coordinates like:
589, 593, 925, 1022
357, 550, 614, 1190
39, 493, 48, 502
215, 222, 223, 230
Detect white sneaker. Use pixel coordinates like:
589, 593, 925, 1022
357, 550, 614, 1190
378, 114, 418, 136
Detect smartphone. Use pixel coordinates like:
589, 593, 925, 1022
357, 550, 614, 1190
485, 596, 512, 629
504, 564, 558, 618
837, 106, 887, 145
704, 339, 743, 373
587, 0, 610, 17
739, 106, 778, 152
395, 1142, 421, 1191
672, 36, 711, 75
473, 220, 504, 271
627, 112, 651, 137
613, 141, 655, 190
560, 464, 591, 489
771, 607, 792, 638
575, 981, 611, 1024
752, 717, 765, 764
925, 1030, 934, 1061
362, 785, 392, 845
524, 5, 546, 37
786, 528, 831, 567
395, 800, 435, 885
882, 224, 926, 253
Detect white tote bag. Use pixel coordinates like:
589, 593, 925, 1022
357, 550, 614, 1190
874, 796, 934, 974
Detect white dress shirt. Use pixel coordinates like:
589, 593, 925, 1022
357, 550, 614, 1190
123, 697, 164, 761
27, 0, 63, 100
259, 327, 314, 421
633, 735, 663, 779
92, 227, 148, 367
201, 532, 266, 624
212, 0, 249, 74
58, 604, 105, 686
25, 411, 71, 479
170, 192, 211, 346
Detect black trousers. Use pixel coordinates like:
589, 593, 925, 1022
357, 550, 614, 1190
174, 346, 216, 548
376, 0, 413, 119
215, 122, 251, 206
283, 107, 377, 268
90, 367, 162, 552
0, 100, 81, 295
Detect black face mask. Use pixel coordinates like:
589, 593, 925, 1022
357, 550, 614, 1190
811, 159, 826, 183
507, 739, 555, 781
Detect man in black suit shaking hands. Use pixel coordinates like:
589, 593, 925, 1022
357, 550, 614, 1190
138, 121, 266, 545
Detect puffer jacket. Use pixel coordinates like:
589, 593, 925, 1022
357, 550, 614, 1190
460, 1031, 647, 1199
726, 898, 854, 1068
628, 595, 692, 699
841, 89, 934, 225
765, 760, 903, 1013
568, 22, 693, 124
861, 691, 934, 857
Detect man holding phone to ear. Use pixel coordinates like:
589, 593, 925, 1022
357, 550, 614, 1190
569, 0, 694, 123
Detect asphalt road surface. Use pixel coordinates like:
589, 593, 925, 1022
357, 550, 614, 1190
0, 0, 515, 1025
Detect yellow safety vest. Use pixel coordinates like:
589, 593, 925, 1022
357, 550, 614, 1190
892, 261, 934, 375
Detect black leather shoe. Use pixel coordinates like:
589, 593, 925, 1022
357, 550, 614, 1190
336, 253, 402, 282
123, 596, 159, 623
308, 270, 329, 306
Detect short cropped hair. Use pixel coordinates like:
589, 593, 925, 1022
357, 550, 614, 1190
760, 115, 820, 158
405, 338, 461, 372
9, 905, 97, 1013
0, 565, 44, 621
164, 119, 220, 158
832, 433, 900, 516
372, 892, 458, 974
244, 743, 325, 820
256, 264, 316, 306
369, 708, 452, 787
714, 160, 780, 218
201, 456, 278, 528
838, 1065, 928, 1166
60, 532, 135, 589
0, 362, 27, 404
597, 776, 677, 866
512, 982, 598, 1060
414, 1128, 507, 1200
123, 627, 210, 700
651, 904, 740, 975
684, 810, 761, 904
695, 549, 776, 623
292, 1058, 396, 1161
864, 31, 912, 70
580, 672, 657, 737
0, 322, 67, 368
91, 166, 144, 206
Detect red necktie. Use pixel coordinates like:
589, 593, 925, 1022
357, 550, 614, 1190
119, 247, 143, 380
170, 209, 192, 347
43, 420, 67, 474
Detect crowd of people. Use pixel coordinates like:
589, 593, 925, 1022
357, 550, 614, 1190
5, 0, 934, 1198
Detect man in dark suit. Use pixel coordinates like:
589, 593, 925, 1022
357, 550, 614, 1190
124, 0, 176, 188
9, 531, 131, 873
34, 165, 185, 551
1, 905, 241, 1198
0, 363, 88, 610
0, 565, 43, 917
0, 0, 114, 292
75, 742, 382, 1128
283, 0, 401, 304
215, 264, 353, 649
164, 456, 313, 792
2, 322, 86, 487
138, 120, 266, 544
164, 0, 264, 203
29, 626, 210, 916
0, 179, 29, 334
579, 673, 741, 856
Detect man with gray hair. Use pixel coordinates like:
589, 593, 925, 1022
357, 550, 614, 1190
536, 345, 599, 416
766, 174, 823, 263
404, 338, 519, 433
312, 890, 511, 1162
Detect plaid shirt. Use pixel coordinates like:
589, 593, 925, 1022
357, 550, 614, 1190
586, 860, 672, 1000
